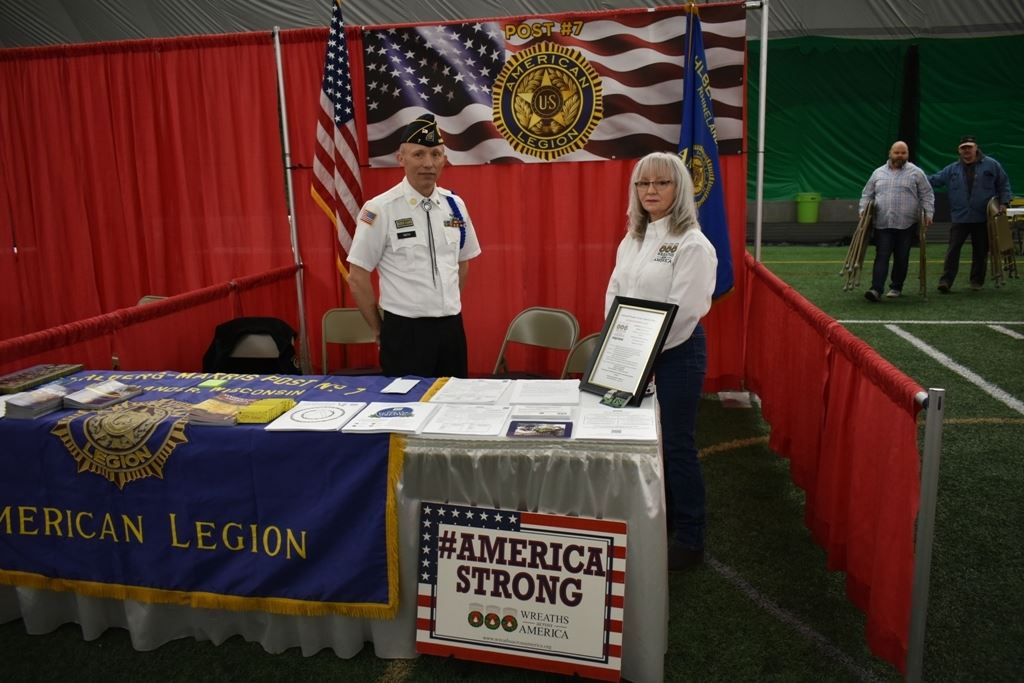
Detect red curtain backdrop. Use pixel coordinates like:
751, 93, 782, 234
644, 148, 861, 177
0, 34, 298, 357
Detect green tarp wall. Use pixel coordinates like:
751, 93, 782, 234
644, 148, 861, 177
747, 34, 1024, 202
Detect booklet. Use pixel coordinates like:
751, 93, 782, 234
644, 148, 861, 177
341, 402, 437, 434
0, 363, 83, 394
63, 380, 143, 410
265, 401, 367, 432
188, 393, 255, 426
4, 381, 73, 419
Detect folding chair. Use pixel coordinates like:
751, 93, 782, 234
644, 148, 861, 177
492, 306, 579, 378
987, 197, 1018, 286
321, 308, 381, 375
841, 200, 874, 291
560, 332, 601, 379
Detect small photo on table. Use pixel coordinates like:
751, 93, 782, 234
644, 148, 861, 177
506, 420, 572, 439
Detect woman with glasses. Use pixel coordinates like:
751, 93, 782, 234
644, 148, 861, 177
605, 152, 717, 571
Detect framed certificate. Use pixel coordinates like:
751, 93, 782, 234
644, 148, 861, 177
579, 297, 677, 406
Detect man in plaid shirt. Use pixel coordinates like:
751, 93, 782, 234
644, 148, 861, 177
859, 140, 935, 302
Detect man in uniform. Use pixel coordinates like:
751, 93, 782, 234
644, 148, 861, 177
858, 140, 934, 302
347, 114, 481, 377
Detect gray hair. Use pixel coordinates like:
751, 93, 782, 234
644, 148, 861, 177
626, 152, 699, 239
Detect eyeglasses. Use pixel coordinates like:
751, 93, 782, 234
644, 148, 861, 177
634, 180, 673, 190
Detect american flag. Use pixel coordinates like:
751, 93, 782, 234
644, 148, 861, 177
311, 1, 362, 275
363, 5, 745, 166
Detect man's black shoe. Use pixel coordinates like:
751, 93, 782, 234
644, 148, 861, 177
937, 282, 950, 294
864, 289, 880, 302
668, 541, 704, 572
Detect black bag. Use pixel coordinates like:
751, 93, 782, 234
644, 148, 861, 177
202, 317, 299, 374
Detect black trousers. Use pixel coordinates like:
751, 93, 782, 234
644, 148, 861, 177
379, 311, 468, 378
870, 227, 914, 293
941, 221, 989, 287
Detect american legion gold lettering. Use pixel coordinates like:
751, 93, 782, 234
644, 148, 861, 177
0, 505, 144, 543
167, 513, 307, 560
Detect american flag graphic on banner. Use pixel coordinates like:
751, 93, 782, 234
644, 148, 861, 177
311, 1, 362, 274
362, 5, 745, 167
416, 501, 627, 681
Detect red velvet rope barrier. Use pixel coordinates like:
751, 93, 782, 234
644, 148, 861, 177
0, 266, 298, 367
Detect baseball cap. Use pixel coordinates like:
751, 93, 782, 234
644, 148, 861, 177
958, 135, 977, 148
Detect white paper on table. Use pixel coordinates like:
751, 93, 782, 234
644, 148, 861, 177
509, 404, 575, 420
574, 407, 658, 441
427, 378, 511, 404
380, 378, 421, 394
264, 401, 367, 431
507, 379, 580, 405
421, 404, 512, 437
341, 402, 437, 434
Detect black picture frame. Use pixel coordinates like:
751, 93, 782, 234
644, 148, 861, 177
579, 297, 677, 407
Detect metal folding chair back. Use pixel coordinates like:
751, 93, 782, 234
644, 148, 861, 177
987, 197, 1019, 286
321, 308, 379, 375
560, 332, 600, 379
841, 200, 874, 291
493, 307, 579, 376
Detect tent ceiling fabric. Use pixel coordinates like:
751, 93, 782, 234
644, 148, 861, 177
1, 0, 1022, 47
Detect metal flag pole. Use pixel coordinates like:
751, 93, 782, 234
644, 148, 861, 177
273, 26, 312, 374
906, 387, 945, 682
745, 0, 770, 262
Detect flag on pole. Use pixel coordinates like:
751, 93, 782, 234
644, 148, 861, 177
311, 0, 362, 278
678, 8, 733, 299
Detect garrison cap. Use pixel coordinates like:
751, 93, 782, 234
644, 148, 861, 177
401, 114, 444, 147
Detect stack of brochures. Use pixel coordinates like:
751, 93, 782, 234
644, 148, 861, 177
340, 402, 437, 434
4, 382, 72, 419
63, 379, 143, 410
188, 393, 255, 426
0, 363, 83, 394
237, 398, 296, 424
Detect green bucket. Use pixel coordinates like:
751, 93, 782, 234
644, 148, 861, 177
795, 192, 822, 224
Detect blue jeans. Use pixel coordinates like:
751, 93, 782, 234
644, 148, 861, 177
871, 227, 914, 293
654, 325, 707, 551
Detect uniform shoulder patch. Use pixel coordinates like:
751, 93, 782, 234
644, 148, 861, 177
359, 208, 377, 225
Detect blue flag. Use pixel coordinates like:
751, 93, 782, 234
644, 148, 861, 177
678, 10, 734, 299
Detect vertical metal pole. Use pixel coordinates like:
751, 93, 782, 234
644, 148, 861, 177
906, 387, 945, 682
273, 27, 312, 374
754, 0, 769, 262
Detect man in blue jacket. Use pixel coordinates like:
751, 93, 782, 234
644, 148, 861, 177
928, 135, 1013, 292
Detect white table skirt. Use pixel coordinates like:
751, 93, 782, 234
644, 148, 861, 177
2, 435, 667, 683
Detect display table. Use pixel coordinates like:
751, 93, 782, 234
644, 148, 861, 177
1, 374, 666, 683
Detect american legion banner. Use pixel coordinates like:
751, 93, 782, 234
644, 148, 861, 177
0, 370, 426, 618
359, 4, 746, 167
416, 501, 628, 681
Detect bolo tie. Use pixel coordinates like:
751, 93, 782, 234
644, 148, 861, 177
420, 198, 439, 286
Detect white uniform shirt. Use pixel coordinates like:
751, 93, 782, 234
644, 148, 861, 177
348, 177, 482, 318
605, 217, 717, 350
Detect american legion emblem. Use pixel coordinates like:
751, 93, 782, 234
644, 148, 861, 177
492, 42, 603, 161
680, 145, 716, 209
51, 399, 191, 489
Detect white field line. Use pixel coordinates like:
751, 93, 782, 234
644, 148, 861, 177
990, 325, 1024, 340
706, 555, 881, 683
885, 324, 1024, 416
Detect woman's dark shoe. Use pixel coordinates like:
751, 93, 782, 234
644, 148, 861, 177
668, 541, 704, 571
